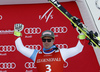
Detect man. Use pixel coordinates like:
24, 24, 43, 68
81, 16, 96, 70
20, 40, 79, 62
14, 24, 85, 72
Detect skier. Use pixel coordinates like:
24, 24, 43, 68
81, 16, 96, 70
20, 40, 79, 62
14, 24, 85, 72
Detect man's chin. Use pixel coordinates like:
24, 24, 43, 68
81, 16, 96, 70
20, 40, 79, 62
44, 46, 50, 49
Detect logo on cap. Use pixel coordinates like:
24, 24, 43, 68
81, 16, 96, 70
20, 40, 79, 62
43, 32, 51, 35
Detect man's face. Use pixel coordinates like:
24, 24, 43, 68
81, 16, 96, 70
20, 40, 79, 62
42, 36, 54, 49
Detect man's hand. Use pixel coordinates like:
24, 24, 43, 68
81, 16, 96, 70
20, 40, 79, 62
14, 24, 24, 36
76, 27, 86, 40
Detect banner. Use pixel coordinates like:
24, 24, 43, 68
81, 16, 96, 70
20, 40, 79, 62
0, 1, 99, 72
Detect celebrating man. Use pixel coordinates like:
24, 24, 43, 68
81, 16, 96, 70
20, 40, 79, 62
14, 24, 85, 72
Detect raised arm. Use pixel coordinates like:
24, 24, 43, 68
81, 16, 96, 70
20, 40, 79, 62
14, 24, 38, 60
60, 40, 84, 61
15, 37, 35, 58
60, 27, 86, 61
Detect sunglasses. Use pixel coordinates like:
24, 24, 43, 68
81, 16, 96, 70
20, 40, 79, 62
42, 39, 53, 42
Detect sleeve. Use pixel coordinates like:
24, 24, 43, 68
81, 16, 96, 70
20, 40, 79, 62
15, 37, 39, 62
60, 40, 84, 61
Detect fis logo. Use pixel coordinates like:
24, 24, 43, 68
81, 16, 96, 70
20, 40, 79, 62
39, 7, 53, 22
0, 15, 2, 20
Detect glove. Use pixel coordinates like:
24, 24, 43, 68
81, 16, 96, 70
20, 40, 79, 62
78, 33, 86, 40
76, 27, 86, 40
14, 24, 24, 37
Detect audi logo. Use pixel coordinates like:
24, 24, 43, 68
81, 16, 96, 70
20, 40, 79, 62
25, 62, 36, 69
24, 27, 41, 34
55, 44, 68, 49
50, 26, 68, 33
0, 15, 2, 20
0, 62, 16, 69
25, 45, 42, 50
63, 61, 68, 68
0, 45, 16, 52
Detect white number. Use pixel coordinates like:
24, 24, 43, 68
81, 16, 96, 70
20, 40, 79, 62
46, 64, 51, 72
